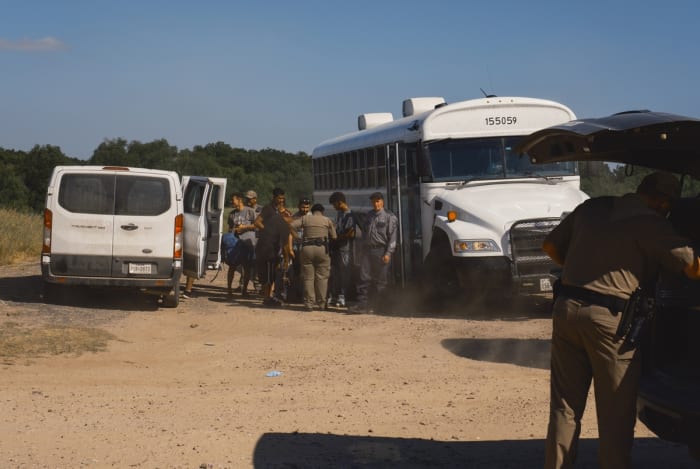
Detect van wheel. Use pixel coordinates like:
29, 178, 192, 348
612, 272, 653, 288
162, 283, 180, 308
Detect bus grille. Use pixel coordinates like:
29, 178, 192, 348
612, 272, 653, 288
510, 218, 561, 278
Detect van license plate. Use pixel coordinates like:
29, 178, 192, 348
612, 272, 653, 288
129, 263, 152, 274
540, 278, 552, 292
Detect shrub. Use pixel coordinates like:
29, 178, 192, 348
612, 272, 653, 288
0, 208, 42, 265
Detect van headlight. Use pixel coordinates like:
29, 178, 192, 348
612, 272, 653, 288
453, 239, 500, 253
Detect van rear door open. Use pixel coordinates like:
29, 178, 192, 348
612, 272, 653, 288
181, 176, 227, 279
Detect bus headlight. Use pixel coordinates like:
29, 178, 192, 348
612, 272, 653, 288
453, 239, 500, 253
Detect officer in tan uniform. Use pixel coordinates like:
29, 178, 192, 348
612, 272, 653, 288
290, 203, 337, 311
542, 171, 700, 469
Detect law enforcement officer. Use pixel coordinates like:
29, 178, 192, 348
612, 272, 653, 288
542, 171, 700, 469
349, 192, 398, 313
286, 197, 312, 303
290, 203, 337, 311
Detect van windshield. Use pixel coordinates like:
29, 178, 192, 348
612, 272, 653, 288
426, 137, 577, 182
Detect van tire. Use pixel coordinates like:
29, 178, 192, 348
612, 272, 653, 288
162, 283, 180, 308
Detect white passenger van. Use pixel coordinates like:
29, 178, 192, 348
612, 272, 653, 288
41, 166, 226, 308
313, 96, 589, 301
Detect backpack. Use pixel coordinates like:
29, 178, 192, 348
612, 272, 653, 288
221, 232, 239, 266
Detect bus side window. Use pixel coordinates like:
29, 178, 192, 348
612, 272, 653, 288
377, 146, 387, 187
368, 148, 377, 187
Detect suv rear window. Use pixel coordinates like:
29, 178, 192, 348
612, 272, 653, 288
59, 174, 171, 216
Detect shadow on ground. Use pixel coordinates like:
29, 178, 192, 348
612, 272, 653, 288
375, 287, 553, 321
0, 273, 158, 312
442, 338, 551, 369
252, 433, 697, 468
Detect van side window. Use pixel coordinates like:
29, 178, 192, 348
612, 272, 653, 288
115, 176, 171, 216
183, 182, 205, 215
58, 174, 115, 214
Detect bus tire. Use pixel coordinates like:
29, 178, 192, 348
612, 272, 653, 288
422, 239, 458, 305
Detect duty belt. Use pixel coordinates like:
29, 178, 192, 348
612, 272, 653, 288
302, 238, 327, 247
557, 283, 628, 315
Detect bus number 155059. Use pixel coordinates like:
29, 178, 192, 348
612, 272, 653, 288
485, 116, 517, 126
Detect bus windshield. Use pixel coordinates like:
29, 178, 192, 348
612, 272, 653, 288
426, 136, 576, 182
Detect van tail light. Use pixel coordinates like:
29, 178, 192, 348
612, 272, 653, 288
173, 214, 183, 259
42, 209, 53, 254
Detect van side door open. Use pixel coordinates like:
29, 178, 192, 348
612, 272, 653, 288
181, 176, 227, 279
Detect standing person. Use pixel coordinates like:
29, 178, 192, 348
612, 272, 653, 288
226, 193, 257, 296
287, 196, 312, 303
245, 190, 262, 294
290, 203, 337, 311
245, 190, 262, 216
348, 192, 398, 314
254, 188, 292, 307
329, 191, 356, 307
542, 171, 700, 469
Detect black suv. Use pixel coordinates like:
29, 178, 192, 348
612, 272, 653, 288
518, 110, 700, 458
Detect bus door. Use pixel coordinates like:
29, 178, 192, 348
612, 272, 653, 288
387, 143, 407, 287
388, 143, 423, 286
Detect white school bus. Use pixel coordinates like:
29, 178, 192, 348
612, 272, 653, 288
312, 96, 588, 300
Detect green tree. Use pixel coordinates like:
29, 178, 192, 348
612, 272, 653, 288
21, 145, 75, 212
90, 138, 130, 166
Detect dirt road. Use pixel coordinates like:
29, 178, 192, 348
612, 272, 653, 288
0, 263, 695, 468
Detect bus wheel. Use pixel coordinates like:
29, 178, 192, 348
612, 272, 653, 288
422, 242, 458, 305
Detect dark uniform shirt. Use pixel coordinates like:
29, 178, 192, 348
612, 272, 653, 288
546, 193, 695, 300
362, 208, 398, 256
334, 209, 356, 252
256, 206, 290, 262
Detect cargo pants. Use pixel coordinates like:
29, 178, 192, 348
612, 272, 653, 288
544, 295, 640, 469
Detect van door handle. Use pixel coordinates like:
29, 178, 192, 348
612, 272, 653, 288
121, 223, 139, 231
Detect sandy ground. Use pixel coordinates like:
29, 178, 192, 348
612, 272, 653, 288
0, 263, 696, 468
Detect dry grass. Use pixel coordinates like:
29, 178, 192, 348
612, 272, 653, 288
0, 208, 43, 266
0, 321, 116, 361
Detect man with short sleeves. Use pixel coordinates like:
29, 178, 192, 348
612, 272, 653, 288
542, 171, 700, 469
226, 193, 256, 296
348, 192, 398, 313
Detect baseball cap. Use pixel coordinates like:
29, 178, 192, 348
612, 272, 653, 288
369, 191, 384, 200
637, 172, 681, 199
245, 190, 258, 199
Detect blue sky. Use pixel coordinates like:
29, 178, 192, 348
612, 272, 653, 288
1, 0, 699, 160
